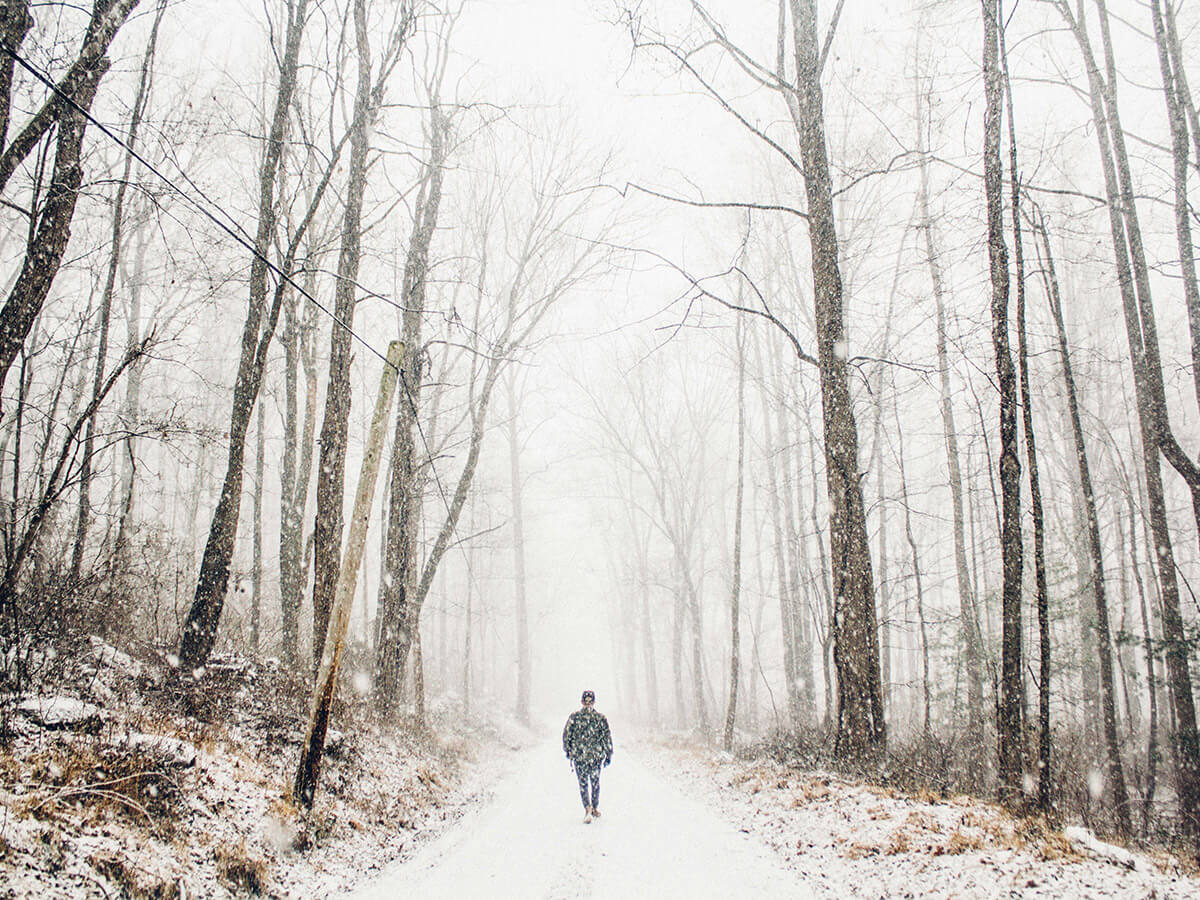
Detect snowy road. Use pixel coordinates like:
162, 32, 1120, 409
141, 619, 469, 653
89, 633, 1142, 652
348, 738, 813, 900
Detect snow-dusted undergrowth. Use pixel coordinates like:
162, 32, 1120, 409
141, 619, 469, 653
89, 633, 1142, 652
0, 639, 523, 898
651, 745, 1200, 899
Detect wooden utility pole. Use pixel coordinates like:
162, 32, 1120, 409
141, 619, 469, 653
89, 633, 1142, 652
294, 340, 403, 808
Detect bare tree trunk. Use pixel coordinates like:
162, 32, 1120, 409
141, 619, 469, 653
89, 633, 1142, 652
506, 371, 531, 725
251, 398, 264, 654
723, 319, 746, 752
1055, 0, 1200, 834
295, 341, 402, 808
982, 0, 1024, 809
1001, 21, 1056, 818
783, 0, 884, 760
178, 0, 310, 670
71, 0, 164, 582
1033, 208, 1129, 830
374, 109, 446, 708
279, 267, 320, 668
312, 0, 375, 673
917, 95, 983, 737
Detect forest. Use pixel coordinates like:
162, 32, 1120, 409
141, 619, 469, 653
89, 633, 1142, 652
2, 0, 1200, 894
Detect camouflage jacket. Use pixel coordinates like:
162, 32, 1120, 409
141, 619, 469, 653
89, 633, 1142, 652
562, 708, 612, 767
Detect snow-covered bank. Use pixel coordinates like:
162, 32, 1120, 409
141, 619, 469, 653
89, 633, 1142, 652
650, 745, 1200, 899
0, 641, 527, 898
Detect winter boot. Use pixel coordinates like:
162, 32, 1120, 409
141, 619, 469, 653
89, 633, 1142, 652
583, 810, 593, 824
591, 807, 600, 818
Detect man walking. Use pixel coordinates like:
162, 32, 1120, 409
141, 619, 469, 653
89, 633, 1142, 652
562, 690, 612, 823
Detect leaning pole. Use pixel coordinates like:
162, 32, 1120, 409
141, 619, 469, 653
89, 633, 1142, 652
295, 340, 404, 808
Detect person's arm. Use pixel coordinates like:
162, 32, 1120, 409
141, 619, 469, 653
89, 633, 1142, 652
562, 715, 573, 758
602, 715, 612, 764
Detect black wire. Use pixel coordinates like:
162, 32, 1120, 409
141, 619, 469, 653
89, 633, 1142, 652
0, 38, 462, 532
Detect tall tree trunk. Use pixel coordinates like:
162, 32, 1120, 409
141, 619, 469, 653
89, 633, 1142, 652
1033, 209, 1129, 830
982, 0, 1023, 808
1056, 0, 1200, 834
374, 111, 447, 707
71, 0, 164, 582
313, 0, 375, 672
294, 341, 402, 807
178, 0, 310, 670
723, 319, 746, 752
782, 0, 883, 759
1000, 21, 1056, 818
917, 93, 983, 737
279, 267, 320, 668
507, 371, 531, 725
250, 398, 265, 654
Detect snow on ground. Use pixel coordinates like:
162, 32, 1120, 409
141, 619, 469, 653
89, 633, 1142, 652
349, 737, 808, 899
650, 745, 1200, 899
0, 641, 526, 899
348, 738, 1200, 900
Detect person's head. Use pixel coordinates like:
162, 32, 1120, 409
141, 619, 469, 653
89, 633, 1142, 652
581, 690, 595, 708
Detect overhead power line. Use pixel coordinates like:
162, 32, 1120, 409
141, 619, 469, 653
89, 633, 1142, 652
0, 38, 467, 554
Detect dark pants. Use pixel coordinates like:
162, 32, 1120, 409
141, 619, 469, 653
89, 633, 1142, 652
575, 761, 600, 810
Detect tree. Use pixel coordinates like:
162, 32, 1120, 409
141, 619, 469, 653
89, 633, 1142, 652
1030, 202, 1129, 830
311, 0, 415, 673
1050, 0, 1200, 834
981, 0, 1023, 809
177, 0, 314, 671
629, 0, 885, 759
723, 316, 746, 752
0, 0, 142, 415
374, 98, 450, 714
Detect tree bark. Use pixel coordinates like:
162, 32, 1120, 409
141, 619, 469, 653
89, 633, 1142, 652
70, 0, 164, 582
1055, 0, 1200, 835
784, 0, 884, 759
295, 341, 402, 807
312, 0, 375, 672
1033, 208, 1129, 830
375, 110, 447, 711
723, 319, 746, 752
178, 0, 310, 670
982, 0, 1024, 809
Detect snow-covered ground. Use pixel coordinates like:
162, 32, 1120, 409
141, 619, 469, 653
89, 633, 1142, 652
348, 737, 807, 899
349, 739, 1200, 900
0, 643, 528, 898
654, 745, 1200, 899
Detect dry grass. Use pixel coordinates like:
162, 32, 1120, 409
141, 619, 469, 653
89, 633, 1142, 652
845, 840, 881, 860
792, 777, 833, 806
934, 828, 986, 856
214, 839, 267, 895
